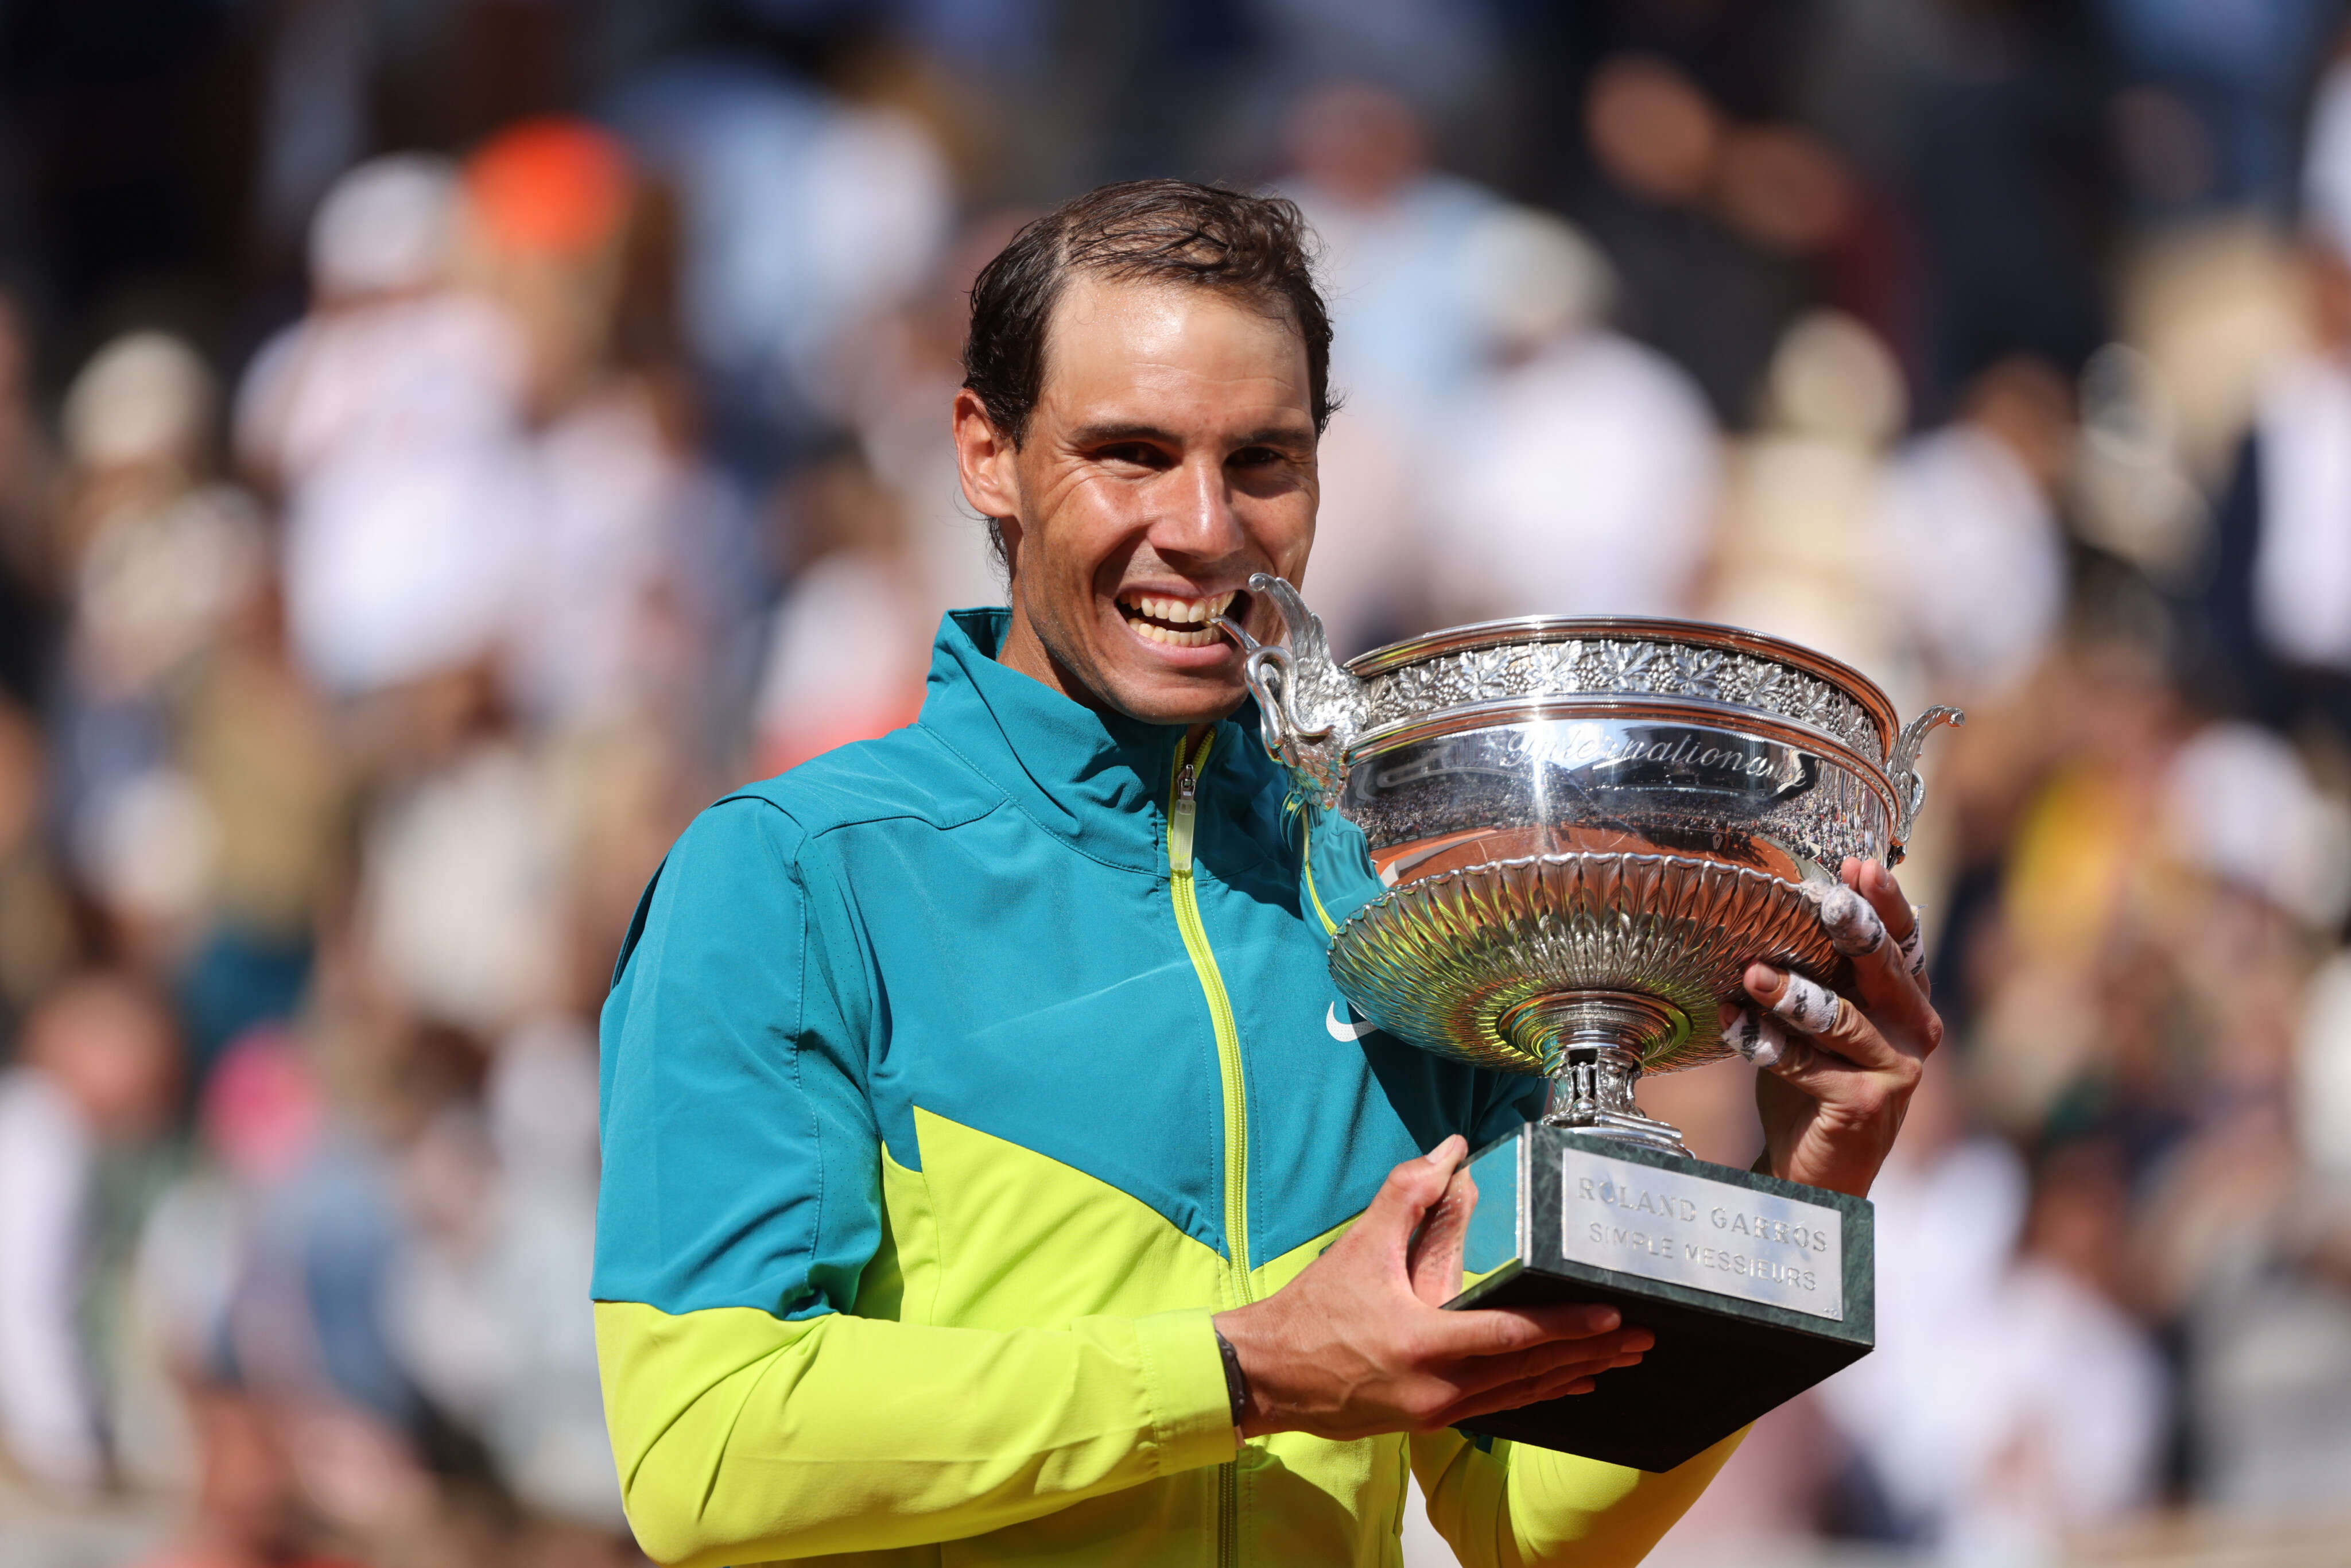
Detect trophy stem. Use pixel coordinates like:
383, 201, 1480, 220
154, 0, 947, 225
1501, 991, 1693, 1157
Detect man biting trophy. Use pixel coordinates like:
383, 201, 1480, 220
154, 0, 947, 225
592, 179, 1946, 1567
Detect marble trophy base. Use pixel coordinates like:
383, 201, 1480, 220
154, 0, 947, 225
1446, 1124, 1875, 1473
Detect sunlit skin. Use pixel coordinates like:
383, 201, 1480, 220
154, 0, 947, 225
952, 274, 1319, 733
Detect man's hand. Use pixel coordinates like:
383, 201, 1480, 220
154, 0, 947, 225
1212, 1136, 1651, 1441
1733, 858, 1943, 1198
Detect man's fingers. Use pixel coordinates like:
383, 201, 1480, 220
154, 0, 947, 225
1425, 1300, 1628, 1360
1723, 1003, 1787, 1068
1433, 1342, 1647, 1427
1810, 879, 1937, 1054
1357, 1135, 1468, 1251
1746, 964, 1845, 1039
1414, 1325, 1651, 1412
1824, 863, 1892, 958
1851, 859, 1930, 996
1744, 963, 1906, 1073
1432, 1373, 1597, 1429
1406, 1168, 1477, 1307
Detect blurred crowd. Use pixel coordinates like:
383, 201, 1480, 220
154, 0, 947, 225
3, 2, 2351, 1566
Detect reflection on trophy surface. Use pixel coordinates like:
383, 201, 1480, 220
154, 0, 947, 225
1219, 575, 1963, 1469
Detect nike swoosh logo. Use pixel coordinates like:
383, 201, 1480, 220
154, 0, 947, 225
1327, 1002, 1378, 1041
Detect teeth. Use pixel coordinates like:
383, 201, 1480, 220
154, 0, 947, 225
1131, 620, 1223, 647
1122, 591, 1237, 626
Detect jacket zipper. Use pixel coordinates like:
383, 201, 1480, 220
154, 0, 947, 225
1167, 731, 1249, 1568
1299, 817, 1339, 937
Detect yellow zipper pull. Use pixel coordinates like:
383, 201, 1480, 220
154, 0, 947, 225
1171, 757, 1198, 875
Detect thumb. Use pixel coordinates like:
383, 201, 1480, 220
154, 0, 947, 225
1357, 1135, 1467, 1253
1407, 1166, 1479, 1307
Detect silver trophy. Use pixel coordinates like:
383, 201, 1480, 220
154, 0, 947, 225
1223, 575, 1958, 1155
1218, 576, 1962, 1469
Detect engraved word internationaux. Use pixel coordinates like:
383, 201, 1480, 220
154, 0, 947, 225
1542, 723, 1807, 792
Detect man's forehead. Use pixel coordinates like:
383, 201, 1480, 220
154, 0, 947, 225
1038, 273, 1312, 426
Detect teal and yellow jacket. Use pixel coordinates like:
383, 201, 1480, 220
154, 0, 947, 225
593, 608, 1739, 1566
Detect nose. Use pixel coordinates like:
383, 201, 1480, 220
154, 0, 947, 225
1153, 451, 1248, 564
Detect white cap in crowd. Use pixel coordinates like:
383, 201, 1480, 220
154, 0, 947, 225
308, 153, 462, 302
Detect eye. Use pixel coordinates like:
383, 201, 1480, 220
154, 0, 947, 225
1097, 441, 1169, 468
1230, 446, 1287, 468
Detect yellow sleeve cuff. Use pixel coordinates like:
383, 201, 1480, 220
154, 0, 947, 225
1130, 1307, 1240, 1474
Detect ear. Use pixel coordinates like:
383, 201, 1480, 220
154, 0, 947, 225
953, 387, 1021, 533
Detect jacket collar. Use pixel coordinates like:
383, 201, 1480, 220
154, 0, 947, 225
916, 608, 1267, 874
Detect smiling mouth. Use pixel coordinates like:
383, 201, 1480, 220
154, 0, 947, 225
1118, 589, 1243, 648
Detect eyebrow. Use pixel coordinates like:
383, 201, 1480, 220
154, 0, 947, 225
1068, 419, 1316, 451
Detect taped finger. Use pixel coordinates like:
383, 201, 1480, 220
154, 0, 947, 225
1853, 863, 1927, 977
1764, 971, 1844, 1035
1818, 884, 1890, 960
1727, 1006, 1786, 1068
1748, 964, 1907, 1071
1896, 907, 1927, 979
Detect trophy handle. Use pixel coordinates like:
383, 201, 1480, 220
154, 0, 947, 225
1887, 705, 1965, 863
1219, 574, 1364, 809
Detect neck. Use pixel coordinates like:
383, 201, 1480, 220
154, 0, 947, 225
995, 599, 1095, 713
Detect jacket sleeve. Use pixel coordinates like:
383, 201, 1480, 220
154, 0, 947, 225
1409, 1427, 1744, 1568
591, 797, 1235, 1567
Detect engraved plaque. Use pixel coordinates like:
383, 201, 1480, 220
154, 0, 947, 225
1448, 1123, 1875, 1471
1557, 1146, 1845, 1321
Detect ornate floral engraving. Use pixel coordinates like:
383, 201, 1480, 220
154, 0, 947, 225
1356, 636, 1883, 760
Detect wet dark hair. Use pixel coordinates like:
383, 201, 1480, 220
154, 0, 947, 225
960, 178, 1336, 570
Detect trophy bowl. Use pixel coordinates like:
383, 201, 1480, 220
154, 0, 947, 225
1226, 576, 1961, 1156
